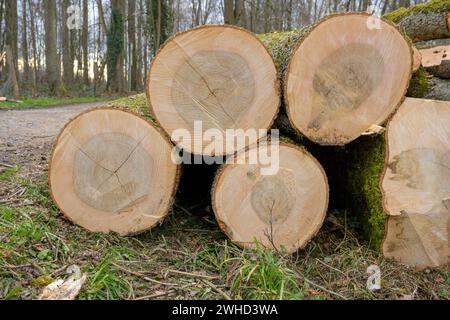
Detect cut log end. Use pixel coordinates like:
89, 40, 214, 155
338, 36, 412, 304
49, 108, 179, 235
285, 14, 412, 146
212, 143, 328, 253
381, 98, 450, 269
420, 45, 450, 78
147, 25, 280, 156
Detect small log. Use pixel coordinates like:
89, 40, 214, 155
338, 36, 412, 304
384, 0, 450, 42
381, 98, 450, 269
420, 45, 450, 78
260, 13, 412, 146
426, 76, 450, 101
146, 25, 280, 156
49, 108, 180, 235
212, 142, 328, 253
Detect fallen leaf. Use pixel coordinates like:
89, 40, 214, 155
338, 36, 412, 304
39, 265, 86, 300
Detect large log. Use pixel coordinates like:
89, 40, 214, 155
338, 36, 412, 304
384, 0, 450, 42
212, 142, 328, 253
260, 13, 413, 146
381, 98, 450, 269
146, 25, 280, 156
49, 108, 180, 235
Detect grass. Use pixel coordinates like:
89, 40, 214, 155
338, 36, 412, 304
0, 94, 448, 300
0, 165, 448, 300
0, 96, 112, 109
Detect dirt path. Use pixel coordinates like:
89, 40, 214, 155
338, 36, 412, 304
0, 102, 107, 167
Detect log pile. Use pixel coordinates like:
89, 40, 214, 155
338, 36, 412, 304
48, 1, 449, 269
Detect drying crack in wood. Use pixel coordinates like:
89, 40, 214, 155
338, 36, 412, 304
147, 25, 280, 155
49, 108, 180, 235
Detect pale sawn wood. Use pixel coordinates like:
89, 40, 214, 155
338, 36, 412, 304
285, 14, 413, 146
147, 25, 280, 156
381, 98, 450, 269
49, 108, 180, 235
212, 143, 328, 253
420, 45, 450, 78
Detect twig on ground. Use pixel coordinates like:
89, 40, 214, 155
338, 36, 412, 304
315, 258, 349, 278
134, 290, 173, 300
302, 276, 348, 300
201, 279, 232, 300
335, 211, 348, 252
166, 269, 219, 280
134, 283, 192, 300
0, 162, 14, 168
111, 262, 177, 286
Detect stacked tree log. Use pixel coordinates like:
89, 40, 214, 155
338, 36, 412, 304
258, 5, 449, 268
385, 0, 450, 100
48, 2, 449, 268
146, 25, 330, 252
259, 13, 413, 250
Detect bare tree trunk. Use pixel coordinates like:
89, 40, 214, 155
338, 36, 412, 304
107, 0, 125, 93
28, 0, 38, 96
224, 0, 234, 24
21, 0, 30, 81
128, 0, 138, 91
5, 0, 18, 76
96, 0, 108, 34
1, 45, 20, 98
223, 0, 246, 27
137, 0, 144, 89
44, 0, 60, 95
62, 0, 74, 85
0, 0, 4, 76
82, 0, 89, 85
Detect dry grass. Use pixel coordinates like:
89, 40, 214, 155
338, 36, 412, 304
0, 94, 448, 300
0, 165, 448, 300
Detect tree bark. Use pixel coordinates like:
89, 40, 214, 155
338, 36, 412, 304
426, 76, 450, 101
5, 0, 18, 76
82, 0, 89, 85
128, 0, 138, 91
62, 0, 74, 85
384, 0, 450, 42
21, 0, 30, 81
107, 0, 125, 92
44, 0, 60, 95
28, 0, 38, 96
223, 0, 246, 26
0, 45, 20, 99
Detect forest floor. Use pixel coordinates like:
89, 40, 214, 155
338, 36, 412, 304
0, 95, 448, 300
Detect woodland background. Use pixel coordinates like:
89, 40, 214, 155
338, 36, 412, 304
0, 0, 429, 99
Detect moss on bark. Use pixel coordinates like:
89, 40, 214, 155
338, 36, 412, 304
384, 0, 450, 42
407, 67, 430, 98
342, 135, 387, 250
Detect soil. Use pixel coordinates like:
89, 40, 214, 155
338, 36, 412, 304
0, 102, 106, 168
